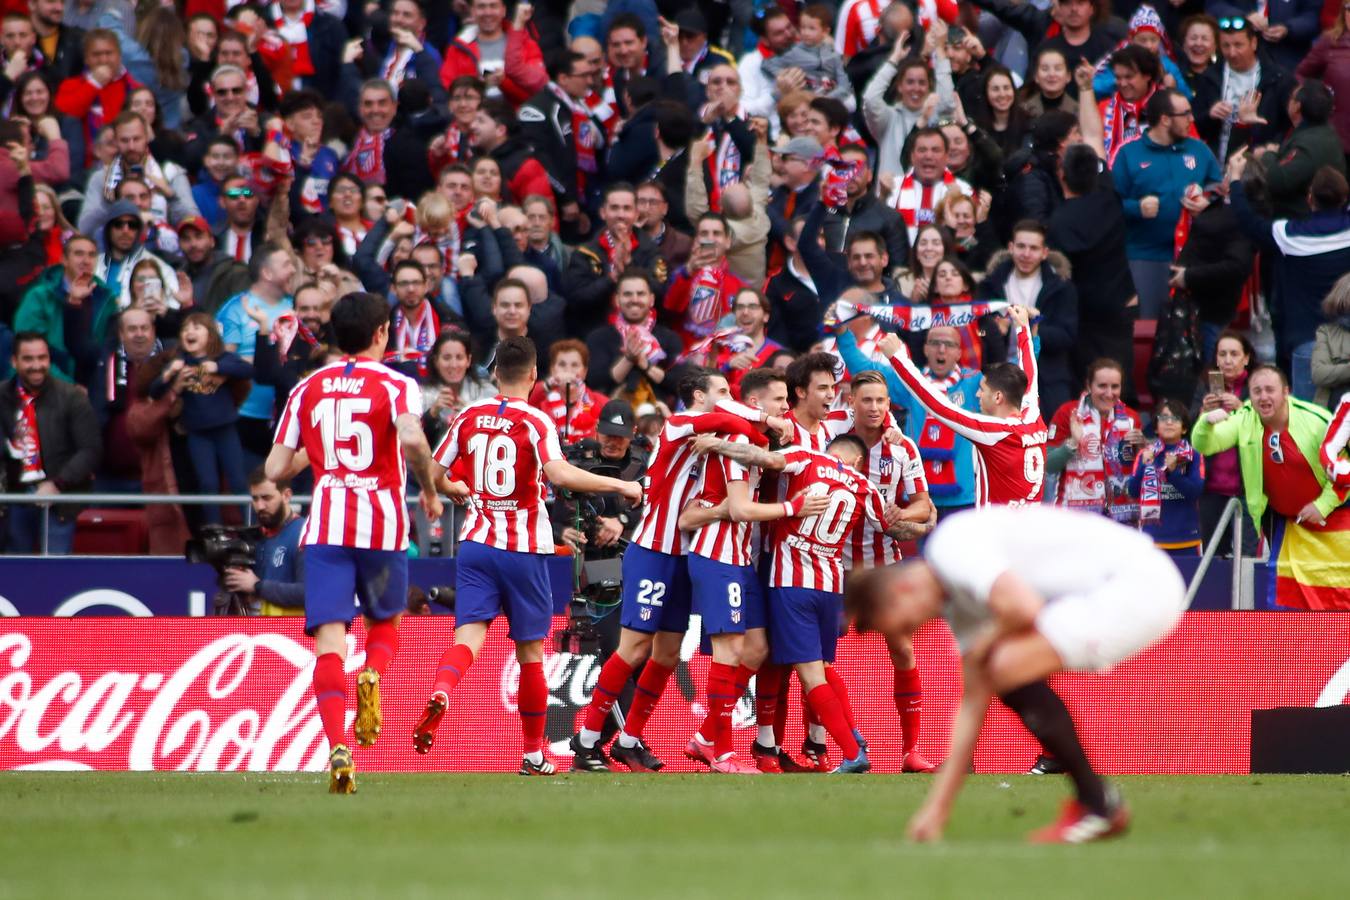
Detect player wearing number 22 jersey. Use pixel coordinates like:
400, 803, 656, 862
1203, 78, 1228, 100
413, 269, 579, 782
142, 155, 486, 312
268, 290, 445, 794
882, 320, 1047, 507
412, 335, 639, 776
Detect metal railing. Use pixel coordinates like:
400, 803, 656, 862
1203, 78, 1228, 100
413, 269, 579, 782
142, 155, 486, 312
1184, 496, 1249, 610
0, 492, 463, 558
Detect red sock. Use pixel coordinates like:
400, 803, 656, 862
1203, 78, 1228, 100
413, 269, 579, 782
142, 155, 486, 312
312, 652, 347, 749
432, 644, 476, 696
518, 661, 548, 754
773, 668, 792, 747
893, 664, 923, 755
583, 654, 634, 734
363, 620, 398, 676
754, 663, 781, 742
622, 661, 673, 740
700, 661, 739, 756
733, 664, 755, 697
824, 666, 856, 732
805, 684, 860, 759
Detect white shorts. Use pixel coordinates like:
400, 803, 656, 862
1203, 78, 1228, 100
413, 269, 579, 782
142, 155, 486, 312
1034, 547, 1186, 673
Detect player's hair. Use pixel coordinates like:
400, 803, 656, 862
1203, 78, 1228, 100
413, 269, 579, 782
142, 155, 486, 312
827, 433, 868, 462
331, 291, 390, 354
494, 335, 537, 384
982, 362, 1028, 408
548, 338, 589, 369
1083, 357, 1125, 386
677, 367, 722, 408
1248, 363, 1289, 389
851, 369, 889, 392
248, 465, 291, 492
786, 352, 838, 405
739, 367, 786, 401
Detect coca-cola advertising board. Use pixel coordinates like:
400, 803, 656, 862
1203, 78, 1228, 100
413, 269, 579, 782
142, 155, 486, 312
2, 613, 1346, 774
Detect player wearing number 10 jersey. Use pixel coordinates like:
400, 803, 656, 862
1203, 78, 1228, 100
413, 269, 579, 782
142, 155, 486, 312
414, 333, 641, 775
267, 292, 444, 794
879, 307, 1048, 507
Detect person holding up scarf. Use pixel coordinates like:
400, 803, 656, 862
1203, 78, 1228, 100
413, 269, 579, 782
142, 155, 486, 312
1047, 358, 1146, 524
1128, 398, 1205, 556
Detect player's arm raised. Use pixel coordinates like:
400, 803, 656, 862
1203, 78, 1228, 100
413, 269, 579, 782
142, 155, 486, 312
877, 333, 1015, 447
543, 459, 643, 504
689, 433, 787, 471
1007, 305, 1040, 416
397, 413, 445, 519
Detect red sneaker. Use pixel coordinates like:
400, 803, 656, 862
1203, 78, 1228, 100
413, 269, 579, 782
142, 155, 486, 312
709, 752, 759, 775
684, 737, 717, 768
777, 749, 815, 773
750, 742, 782, 774
800, 738, 831, 773
1028, 800, 1131, 844
902, 750, 939, 773
411, 691, 447, 755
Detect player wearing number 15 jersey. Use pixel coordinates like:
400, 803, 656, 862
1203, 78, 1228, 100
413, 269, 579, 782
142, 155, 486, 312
267, 292, 444, 794
766, 434, 912, 775
414, 332, 641, 775
879, 307, 1047, 508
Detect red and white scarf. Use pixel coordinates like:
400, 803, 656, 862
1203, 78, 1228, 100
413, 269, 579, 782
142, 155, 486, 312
538, 380, 603, 441
831, 299, 1007, 333
889, 168, 959, 229
703, 106, 748, 212
381, 44, 415, 93
1137, 438, 1195, 523
685, 262, 733, 341
585, 89, 620, 140
549, 83, 601, 185
678, 327, 755, 364
343, 127, 392, 183
268, 1, 316, 80
336, 220, 369, 257
388, 302, 439, 375
8, 384, 45, 484
838, 0, 886, 58
271, 313, 320, 358
1059, 395, 1137, 521
597, 228, 638, 279
610, 310, 666, 365
1101, 83, 1157, 163
442, 122, 467, 161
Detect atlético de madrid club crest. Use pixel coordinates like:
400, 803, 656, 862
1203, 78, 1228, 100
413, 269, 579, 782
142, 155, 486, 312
1184, 155, 1196, 170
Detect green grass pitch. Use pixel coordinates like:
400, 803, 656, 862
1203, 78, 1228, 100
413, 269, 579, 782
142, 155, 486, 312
2, 773, 1347, 899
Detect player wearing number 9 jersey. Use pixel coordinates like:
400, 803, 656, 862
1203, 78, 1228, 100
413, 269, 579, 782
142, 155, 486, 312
765, 434, 914, 774
879, 311, 1048, 507
413, 331, 642, 776
267, 291, 445, 794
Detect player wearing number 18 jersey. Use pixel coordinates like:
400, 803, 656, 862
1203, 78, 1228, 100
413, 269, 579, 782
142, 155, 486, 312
879, 309, 1047, 507
413, 332, 641, 775
267, 292, 444, 794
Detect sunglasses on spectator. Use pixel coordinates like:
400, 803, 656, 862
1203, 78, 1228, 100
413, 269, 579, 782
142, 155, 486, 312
1268, 432, 1284, 464
1217, 17, 1250, 31
110, 218, 140, 230
214, 86, 245, 96
224, 187, 254, 199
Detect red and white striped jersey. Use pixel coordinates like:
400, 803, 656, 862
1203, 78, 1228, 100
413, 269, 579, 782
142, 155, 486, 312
787, 407, 856, 452
275, 358, 421, 550
885, 325, 1048, 507
688, 434, 761, 566
433, 395, 564, 554
835, 0, 884, 59
847, 433, 928, 567
631, 405, 769, 555
769, 448, 888, 592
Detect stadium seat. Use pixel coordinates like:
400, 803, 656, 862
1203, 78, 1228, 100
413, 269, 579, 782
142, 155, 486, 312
1133, 319, 1156, 410
72, 508, 150, 556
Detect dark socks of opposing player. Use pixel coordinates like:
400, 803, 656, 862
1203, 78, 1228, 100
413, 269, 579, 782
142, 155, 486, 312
313, 621, 400, 750
1001, 681, 1108, 815
433, 643, 547, 760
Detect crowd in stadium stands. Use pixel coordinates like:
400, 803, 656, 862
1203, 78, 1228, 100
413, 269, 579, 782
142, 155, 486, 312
5, 0, 1350, 572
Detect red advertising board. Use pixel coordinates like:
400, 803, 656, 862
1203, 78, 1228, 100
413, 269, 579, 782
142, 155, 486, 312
1, 614, 1347, 774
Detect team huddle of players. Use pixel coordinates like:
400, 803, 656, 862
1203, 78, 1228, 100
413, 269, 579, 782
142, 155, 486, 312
271, 288, 1049, 782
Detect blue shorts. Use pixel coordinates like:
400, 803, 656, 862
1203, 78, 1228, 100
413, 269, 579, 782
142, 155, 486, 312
454, 540, 553, 642
304, 544, 408, 636
619, 544, 691, 634
689, 554, 766, 636
768, 587, 842, 665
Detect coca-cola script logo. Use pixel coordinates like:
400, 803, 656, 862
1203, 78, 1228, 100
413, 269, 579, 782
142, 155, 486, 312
0, 632, 346, 772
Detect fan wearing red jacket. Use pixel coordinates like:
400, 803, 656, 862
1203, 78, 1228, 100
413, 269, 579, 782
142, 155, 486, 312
526, 339, 610, 443
439, 0, 546, 106
663, 213, 747, 350
54, 29, 140, 163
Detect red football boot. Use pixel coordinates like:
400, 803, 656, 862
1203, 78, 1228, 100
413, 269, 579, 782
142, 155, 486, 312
1028, 799, 1131, 844
750, 742, 783, 773
902, 750, 940, 773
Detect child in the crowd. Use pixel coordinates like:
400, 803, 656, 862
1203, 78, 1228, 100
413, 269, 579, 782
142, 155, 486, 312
1129, 398, 1206, 557
761, 4, 855, 107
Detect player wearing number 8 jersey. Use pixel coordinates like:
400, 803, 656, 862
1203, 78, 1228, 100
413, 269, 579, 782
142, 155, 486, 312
267, 292, 445, 794
413, 329, 642, 775
878, 306, 1048, 507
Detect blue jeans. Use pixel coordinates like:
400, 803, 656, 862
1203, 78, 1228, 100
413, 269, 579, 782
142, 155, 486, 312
4, 486, 77, 554
186, 424, 247, 525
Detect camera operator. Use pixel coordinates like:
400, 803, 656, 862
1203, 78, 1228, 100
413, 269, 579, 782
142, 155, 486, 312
221, 468, 306, 616
553, 400, 648, 556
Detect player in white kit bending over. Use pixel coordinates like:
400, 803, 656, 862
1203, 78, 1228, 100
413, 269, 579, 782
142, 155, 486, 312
846, 505, 1186, 844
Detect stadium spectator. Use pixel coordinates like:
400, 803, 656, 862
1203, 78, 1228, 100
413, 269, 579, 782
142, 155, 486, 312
55, 28, 140, 164
763, 216, 825, 352
685, 121, 771, 285
1128, 398, 1206, 557
686, 287, 783, 398
1254, 80, 1346, 218
224, 468, 305, 616
1312, 274, 1350, 408
1192, 330, 1260, 555
0, 332, 101, 554
78, 111, 197, 236
247, 281, 333, 425
177, 215, 250, 316
1178, 15, 1221, 94
528, 338, 609, 443
1047, 358, 1146, 524
662, 212, 747, 350
27, 0, 85, 85
1193, 16, 1293, 162
563, 183, 663, 338
583, 267, 681, 407
739, 7, 796, 125
760, 3, 854, 109
634, 181, 688, 274
520, 49, 606, 239
888, 127, 971, 246
13, 233, 117, 384
1297, 4, 1350, 160
421, 330, 492, 447
439, 0, 546, 107
1169, 180, 1253, 368
819, 142, 908, 266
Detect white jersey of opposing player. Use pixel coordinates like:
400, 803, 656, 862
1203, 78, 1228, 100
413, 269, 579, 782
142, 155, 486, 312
924, 506, 1187, 670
